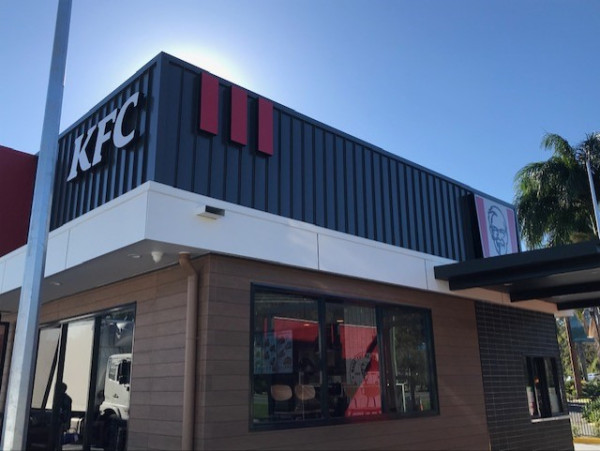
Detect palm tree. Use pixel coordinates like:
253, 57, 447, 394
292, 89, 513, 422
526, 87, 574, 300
515, 132, 600, 398
514, 132, 600, 249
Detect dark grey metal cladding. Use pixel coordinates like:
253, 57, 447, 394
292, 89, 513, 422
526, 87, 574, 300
51, 57, 159, 230
153, 55, 477, 261
50, 53, 487, 262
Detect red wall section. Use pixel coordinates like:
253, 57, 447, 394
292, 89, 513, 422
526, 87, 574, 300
0, 146, 37, 257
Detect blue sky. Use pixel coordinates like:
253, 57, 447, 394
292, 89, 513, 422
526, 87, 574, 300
1, 0, 599, 205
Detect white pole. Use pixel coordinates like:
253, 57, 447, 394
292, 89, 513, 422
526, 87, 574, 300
1, 1, 71, 449
585, 155, 600, 239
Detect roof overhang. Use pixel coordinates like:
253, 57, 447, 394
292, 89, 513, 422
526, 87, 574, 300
434, 240, 600, 310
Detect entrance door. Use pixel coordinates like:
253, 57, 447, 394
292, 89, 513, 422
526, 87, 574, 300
27, 307, 135, 451
29, 326, 62, 450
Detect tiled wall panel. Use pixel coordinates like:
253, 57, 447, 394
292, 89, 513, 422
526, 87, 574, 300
475, 302, 573, 451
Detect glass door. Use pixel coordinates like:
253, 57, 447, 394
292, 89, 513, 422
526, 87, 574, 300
28, 326, 62, 450
27, 307, 135, 451
88, 309, 134, 451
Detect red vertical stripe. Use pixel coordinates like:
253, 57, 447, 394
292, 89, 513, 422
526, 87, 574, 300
199, 72, 219, 134
257, 98, 273, 156
230, 86, 247, 145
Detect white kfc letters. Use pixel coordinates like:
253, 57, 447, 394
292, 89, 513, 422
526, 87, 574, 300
67, 92, 141, 181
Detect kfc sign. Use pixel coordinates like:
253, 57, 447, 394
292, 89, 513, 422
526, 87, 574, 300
474, 194, 519, 257
67, 92, 141, 181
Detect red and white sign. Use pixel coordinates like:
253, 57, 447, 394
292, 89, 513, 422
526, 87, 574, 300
474, 194, 519, 257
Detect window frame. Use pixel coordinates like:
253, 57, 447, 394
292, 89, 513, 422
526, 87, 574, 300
523, 355, 567, 420
249, 284, 439, 430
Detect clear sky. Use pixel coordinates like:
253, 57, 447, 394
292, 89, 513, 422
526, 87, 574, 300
1, 0, 599, 205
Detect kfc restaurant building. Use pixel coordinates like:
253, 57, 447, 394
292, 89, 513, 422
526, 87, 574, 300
0, 53, 583, 450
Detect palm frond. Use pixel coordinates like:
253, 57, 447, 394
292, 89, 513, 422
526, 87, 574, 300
541, 133, 577, 161
514, 132, 598, 249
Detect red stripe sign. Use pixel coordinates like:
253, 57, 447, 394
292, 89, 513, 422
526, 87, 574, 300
199, 71, 273, 156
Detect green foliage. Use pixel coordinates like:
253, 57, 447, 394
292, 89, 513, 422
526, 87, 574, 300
583, 379, 600, 399
565, 379, 576, 398
556, 318, 573, 380
583, 397, 600, 423
514, 132, 600, 249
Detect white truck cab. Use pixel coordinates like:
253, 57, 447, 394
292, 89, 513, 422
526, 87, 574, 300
100, 353, 132, 420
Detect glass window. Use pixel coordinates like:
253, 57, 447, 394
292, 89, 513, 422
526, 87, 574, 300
326, 303, 380, 418
108, 359, 119, 381
525, 356, 565, 419
251, 287, 438, 427
381, 308, 436, 414
253, 292, 321, 424
31, 327, 61, 410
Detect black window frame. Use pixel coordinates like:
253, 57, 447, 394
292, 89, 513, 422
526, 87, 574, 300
249, 284, 439, 430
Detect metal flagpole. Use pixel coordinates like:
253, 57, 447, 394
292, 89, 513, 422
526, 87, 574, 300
585, 155, 600, 238
1, 1, 72, 449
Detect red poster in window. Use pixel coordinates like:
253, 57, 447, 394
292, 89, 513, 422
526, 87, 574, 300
339, 325, 382, 416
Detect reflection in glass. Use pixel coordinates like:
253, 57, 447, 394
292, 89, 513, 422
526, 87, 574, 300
253, 292, 322, 424
93, 309, 135, 450
31, 327, 61, 410
525, 356, 564, 418
251, 288, 439, 427
61, 319, 94, 449
29, 327, 61, 450
26, 307, 135, 451
381, 309, 435, 414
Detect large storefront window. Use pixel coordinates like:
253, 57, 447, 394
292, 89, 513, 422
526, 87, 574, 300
28, 306, 135, 451
251, 288, 438, 427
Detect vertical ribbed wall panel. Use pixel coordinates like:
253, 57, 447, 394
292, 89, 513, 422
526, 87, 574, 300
51, 54, 493, 262
51, 60, 157, 230
151, 58, 487, 261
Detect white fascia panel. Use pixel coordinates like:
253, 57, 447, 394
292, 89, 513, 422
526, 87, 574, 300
318, 234, 430, 290
2, 250, 26, 293
0, 185, 150, 295
45, 230, 69, 277
65, 191, 147, 268
0, 181, 529, 309
144, 186, 319, 269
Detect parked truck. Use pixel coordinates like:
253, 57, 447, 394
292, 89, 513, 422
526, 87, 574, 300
99, 353, 132, 421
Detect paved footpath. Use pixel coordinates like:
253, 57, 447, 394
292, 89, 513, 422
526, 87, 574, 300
575, 442, 600, 450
